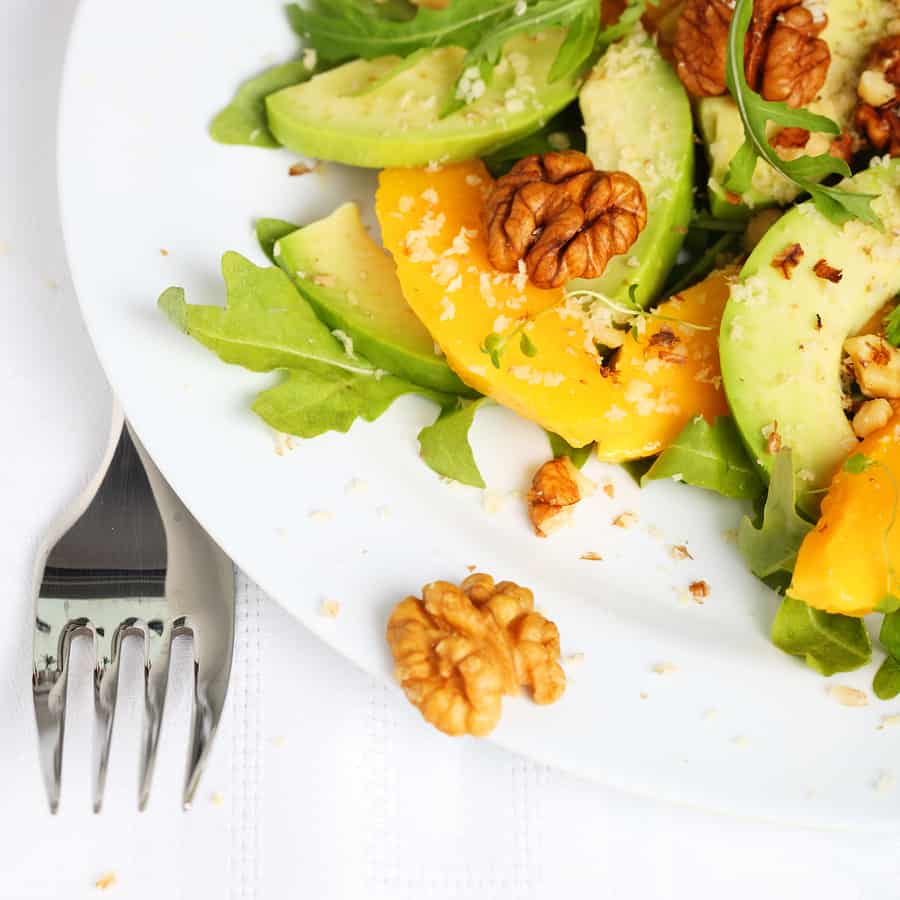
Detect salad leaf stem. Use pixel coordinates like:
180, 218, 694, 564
723, 0, 881, 228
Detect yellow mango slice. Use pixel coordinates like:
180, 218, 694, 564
790, 415, 900, 617
376, 160, 728, 457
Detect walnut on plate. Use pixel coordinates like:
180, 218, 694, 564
386, 575, 566, 737
527, 456, 594, 537
482, 150, 647, 289
854, 36, 900, 157
673, 0, 829, 110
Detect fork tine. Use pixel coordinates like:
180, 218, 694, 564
137, 625, 173, 812
182, 620, 230, 810
32, 619, 89, 814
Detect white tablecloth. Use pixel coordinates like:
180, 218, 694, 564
3, 3, 900, 897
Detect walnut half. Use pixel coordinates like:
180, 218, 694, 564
527, 456, 594, 537
482, 151, 647, 289
386, 575, 566, 737
854, 36, 900, 158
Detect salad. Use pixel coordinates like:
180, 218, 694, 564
161, 0, 900, 701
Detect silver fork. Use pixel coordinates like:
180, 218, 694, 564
32, 409, 235, 813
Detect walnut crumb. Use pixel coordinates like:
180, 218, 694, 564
612, 511, 639, 529
653, 661, 678, 675
771, 243, 804, 279
879, 714, 900, 730
467, 564, 477, 572
602, 482, 615, 499
670, 544, 693, 560
639, 691, 649, 699
288, 161, 316, 176
762, 420, 782, 454
95, 873, 117, 891
580, 551, 603, 561
689, 580, 710, 603
159, 248, 169, 257
829, 685, 869, 707
813, 259, 843, 283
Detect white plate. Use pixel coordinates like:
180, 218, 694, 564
58, 0, 900, 827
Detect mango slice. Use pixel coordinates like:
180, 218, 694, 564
376, 161, 729, 457
790, 415, 900, 617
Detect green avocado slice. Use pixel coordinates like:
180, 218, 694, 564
265, 31, 579, 168
569, 29, 693, 307
719, 159, 900, 517
274, 203, 472, 395
698, 0, 896, 219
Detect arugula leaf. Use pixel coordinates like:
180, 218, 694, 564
288, 0, 522, 62
885, 304, 900, 348
481, 103, 585, 177
641, 415, 764, 500
159, 253, 373, 376
723, 0, 881, 228
254, 367, 451, 438
209, 60, 313, 147
738, 449, 812, 579
418, 397, 491, 487
545, 431, 594, 469
876, 594, 900, 614
771, 596, 871, 676
445, 0, 599, 114
160, 252, 457, 439
255, 218, 299, 264
594, 0, 646, 51
881, 610, 900, 657
874, 655, 900, 700
621, 457, 655, 484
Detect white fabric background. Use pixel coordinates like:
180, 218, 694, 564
3, 2, 900, 897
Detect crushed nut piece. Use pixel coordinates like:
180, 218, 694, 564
653, 661, 678, 675
852, 398, 893, 438
386, 575, 566, 736
854, 36, 900, 157
602, 482, 615, 499
844, 334, 900, 398
612, 510, 639, 529
759, 6, 830, 107
640, 691, 649, 699
319, 599, 341, 618
483, 150, 647, 289
288, 161, 316, 176
879, 714, 900, 730
762, 420, 782, 455
829, 684, 870, 707
689, 580, 710, 603
670, 544, 694, 560
159, 248, 169, 257
813, 259, 843, 283
771, 243, 804, 279
580, 551, 603, 561
95, 873, 117, 891
527, 456, 593, 537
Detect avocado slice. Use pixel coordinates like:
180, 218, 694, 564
274, 203, 472, 395
698, 0, 896, 219
569, 29, 693, 307
719, 159, 900, 517
265, 31, 579, 168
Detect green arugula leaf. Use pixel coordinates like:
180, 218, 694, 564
641, 416, 764, 500
884, 304, 900, 347
545, 431, 594, 469
288, 0, 522, 62
418, 397, 492, 487
481, 103, 585, 177
594, 0, 646, 51
254, 368, 451, 438
873, 655, 900, 700
159, 253, 372, 376
255, 218, 299, 264
876, 594, 900, 614
209, 60, 313, 147
723, 0, 881, 228
771, 596, 871, 676
160, 252, 457, 439
881, 610, 900, 658
444, 0, 599, 114
738, 449, 812, 579
620, 457, 656, 484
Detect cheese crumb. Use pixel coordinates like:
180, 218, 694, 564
211, 791, 225, 807
439, 297, 456, 321
302, 48, 317, 70
319, 598, 341, 618
878, 715, 900, 730
95, 873, 117, 891
547, 131, 571, 151
829, 685, 869, 707
465, 173, 483, 186
398, 195, 414, 213
481, 490, 505, 514
652, 661, 678, 675
421, 187, 439, 205
309, 509, 334, 523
